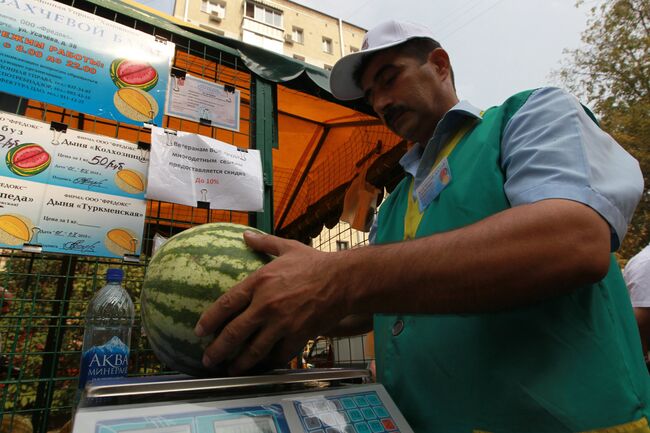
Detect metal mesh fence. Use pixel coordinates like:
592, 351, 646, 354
0, 0, 387, 430
310, 222, 375, 373
0, 0, 254, 430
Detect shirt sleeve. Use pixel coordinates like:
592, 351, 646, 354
501, 87, 644, 251
623, 247, 650, 307
368, 214, 378, 245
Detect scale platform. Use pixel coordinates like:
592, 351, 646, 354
73, 368, 414, 433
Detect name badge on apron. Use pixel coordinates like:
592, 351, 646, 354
415, 158, 452, 212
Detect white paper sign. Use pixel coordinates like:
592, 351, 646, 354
165, 74, 240, 131
147, 127, 263, 211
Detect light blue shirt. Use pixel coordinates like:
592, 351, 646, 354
370, 87, 643, 250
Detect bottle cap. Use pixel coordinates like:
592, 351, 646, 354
106, 268, 124, 282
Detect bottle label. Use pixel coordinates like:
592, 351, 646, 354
79, 335, 129, 390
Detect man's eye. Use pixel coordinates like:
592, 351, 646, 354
382, 72, 397, 88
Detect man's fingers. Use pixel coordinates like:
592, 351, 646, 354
195, 286, 251, 337
202, 310, 259, 368
244, 231, 294, 257
227, 326, 283, 376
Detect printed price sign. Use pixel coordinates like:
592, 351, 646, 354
0, 112, 147, 259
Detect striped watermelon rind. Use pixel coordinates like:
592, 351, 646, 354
141, 222, 272, 376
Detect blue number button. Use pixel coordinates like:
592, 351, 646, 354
362, 408, 377, 420
341, 397, 356, 410
354, 396, 369, 407
348, 409, 364, 423
368, 420, 385, 433
373, 407, 389, 419
366, 394, 382, 406
354, 422, 371, 433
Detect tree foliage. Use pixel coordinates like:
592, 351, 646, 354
557, 0, 650, 261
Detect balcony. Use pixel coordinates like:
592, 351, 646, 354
242, 16, 283, 41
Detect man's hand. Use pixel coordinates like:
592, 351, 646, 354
194, 231, 349, 375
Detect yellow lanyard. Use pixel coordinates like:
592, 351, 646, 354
403, 121, 476, 240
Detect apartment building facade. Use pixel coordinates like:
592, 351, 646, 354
172, 0, 367, 69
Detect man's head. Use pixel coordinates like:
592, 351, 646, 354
330, 20, 458, 144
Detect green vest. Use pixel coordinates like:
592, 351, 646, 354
373, 90, 650, 433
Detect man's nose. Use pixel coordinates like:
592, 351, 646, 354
374, 93, 392, 120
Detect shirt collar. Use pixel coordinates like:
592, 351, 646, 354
398, 100, 483, 175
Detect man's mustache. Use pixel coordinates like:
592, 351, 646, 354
383, 105, 408, 130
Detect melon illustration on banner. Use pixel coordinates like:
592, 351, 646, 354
0, 214, 34, 246
113, 88, 159, 123
105, 227, 138, 256
115, 169, 146, 194
109, 59, 160, 122
6, 143, 51, 177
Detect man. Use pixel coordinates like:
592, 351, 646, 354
624, 244, 650, 363
195, 20, 649, 432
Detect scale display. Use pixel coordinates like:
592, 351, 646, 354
94, 405, 288, 433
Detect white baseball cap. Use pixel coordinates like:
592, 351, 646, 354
329, 20, 436, 101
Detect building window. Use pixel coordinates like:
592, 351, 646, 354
324, 64, 333, 71
293, 54, 305, 62
350, 46, 359, 53
201, 0, 225, 19
292, 27, 304, 44
245, 2, 282, 28
336, 240, 349, 251
322, 37, 333, 54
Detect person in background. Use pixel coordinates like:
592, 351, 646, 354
624, 243, 650, 364
0, 286, 12, 316
195, 20, 649, 432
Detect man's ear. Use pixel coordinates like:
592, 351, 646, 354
428, 48, 452, 82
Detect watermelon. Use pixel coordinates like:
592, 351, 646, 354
110, 59, 159, 92
141, 223, 273, 376
6, 143, 51, 177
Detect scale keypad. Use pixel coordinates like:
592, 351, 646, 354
294, 392, 400, 433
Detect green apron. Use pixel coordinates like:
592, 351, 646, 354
373, 90, 650, 433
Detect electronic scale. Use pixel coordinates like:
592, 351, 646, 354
72, 368, 414, 433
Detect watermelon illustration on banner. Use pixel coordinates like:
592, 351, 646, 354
6, 144, 51, 177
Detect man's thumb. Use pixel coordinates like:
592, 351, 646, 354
243, 231, 285, 256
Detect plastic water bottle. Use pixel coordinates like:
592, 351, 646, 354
78, 268, 134, 393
